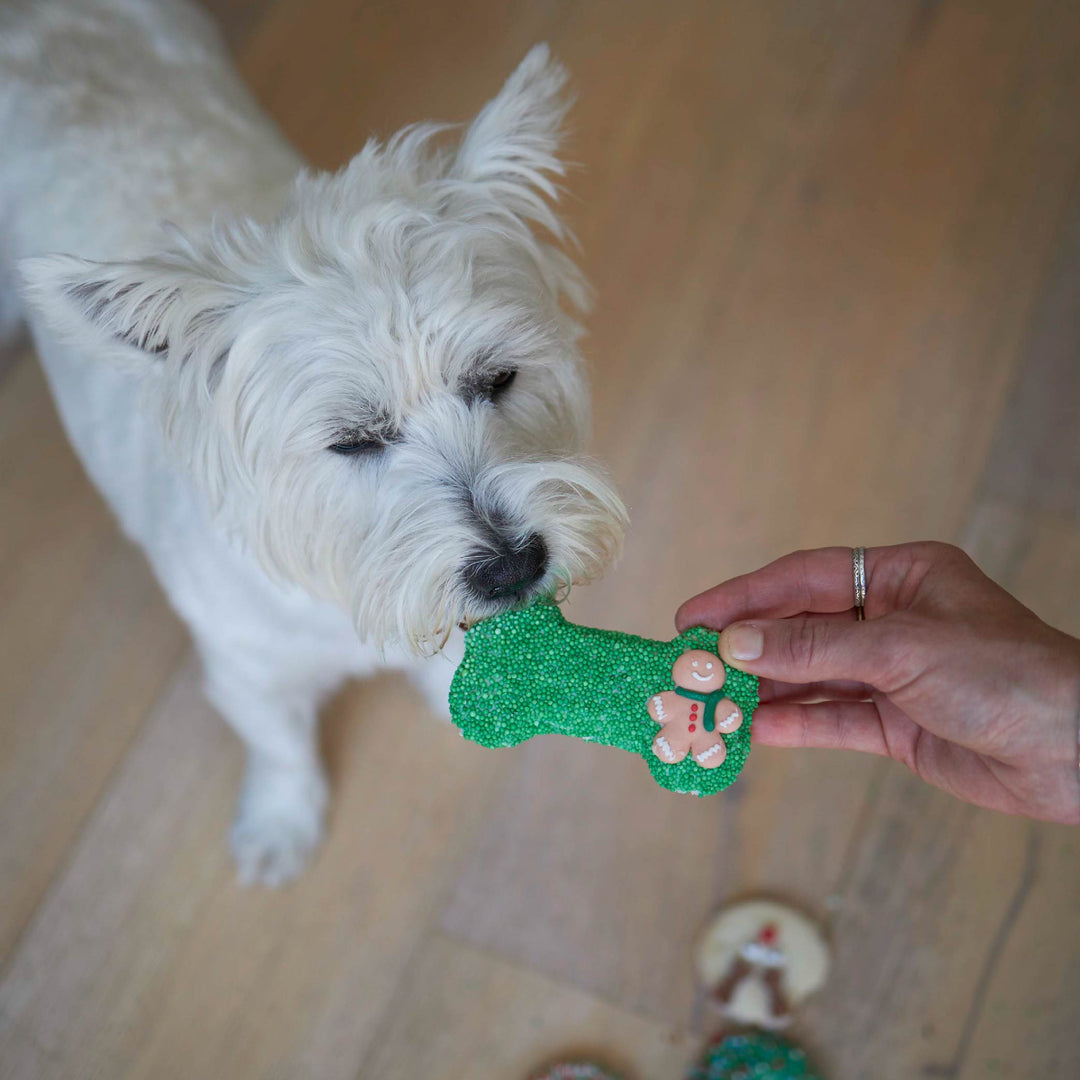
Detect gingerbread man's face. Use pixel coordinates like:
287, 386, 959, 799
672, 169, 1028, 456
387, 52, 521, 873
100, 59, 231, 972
646, 649, 744, 770
673, 650, 724, 691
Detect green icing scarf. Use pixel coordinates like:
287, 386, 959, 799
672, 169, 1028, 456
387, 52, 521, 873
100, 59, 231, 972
674, 686, 729, 732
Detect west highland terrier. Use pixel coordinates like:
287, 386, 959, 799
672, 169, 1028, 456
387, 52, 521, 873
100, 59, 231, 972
0, 0, 625, 883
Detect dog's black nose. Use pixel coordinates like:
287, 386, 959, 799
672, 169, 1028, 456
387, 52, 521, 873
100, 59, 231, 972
463, 533, 549, 601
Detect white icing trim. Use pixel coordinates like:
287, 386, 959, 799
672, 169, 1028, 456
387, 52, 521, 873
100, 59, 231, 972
656, 735, 676, 760
717, 709, 740, 731
741, 941, 787, 968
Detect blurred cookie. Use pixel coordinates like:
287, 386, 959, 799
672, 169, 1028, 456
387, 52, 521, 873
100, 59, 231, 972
696, 899, 829, 1030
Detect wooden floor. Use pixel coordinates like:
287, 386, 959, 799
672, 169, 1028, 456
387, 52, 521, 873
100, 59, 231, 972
3, 2, 1080, 1077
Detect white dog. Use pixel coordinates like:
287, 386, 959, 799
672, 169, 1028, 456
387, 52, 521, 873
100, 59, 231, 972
0, 0, 625, 884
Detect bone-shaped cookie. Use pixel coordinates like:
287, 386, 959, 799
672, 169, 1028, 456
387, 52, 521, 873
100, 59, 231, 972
448, 599, 757, 796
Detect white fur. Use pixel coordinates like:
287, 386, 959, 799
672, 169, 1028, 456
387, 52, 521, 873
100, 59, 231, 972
0, 0, 625, 884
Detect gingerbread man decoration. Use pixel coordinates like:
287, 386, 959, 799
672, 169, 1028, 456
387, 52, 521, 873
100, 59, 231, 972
646, 650, 743, 769
711, 921, 791, 1026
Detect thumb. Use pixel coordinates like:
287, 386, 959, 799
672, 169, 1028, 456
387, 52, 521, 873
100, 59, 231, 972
718, 614, 901, 687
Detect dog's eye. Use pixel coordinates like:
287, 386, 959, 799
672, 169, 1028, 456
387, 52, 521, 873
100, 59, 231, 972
328, 432, 385, 455
460, 359, 518, 405
488, 369, 517, 393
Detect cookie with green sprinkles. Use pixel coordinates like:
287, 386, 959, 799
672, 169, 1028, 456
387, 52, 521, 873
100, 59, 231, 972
448, 599, 757, 796
687, 1032, 824, 1080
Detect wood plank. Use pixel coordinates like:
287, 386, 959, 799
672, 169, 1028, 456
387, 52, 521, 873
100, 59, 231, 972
0, 0, 294, 971
955, 823, 1080, 1080
743, 511, 1080, 1080
799, 495, 1080, 1080
0, 354, 188, 958
798, 775, 1057, 1079
570, 0, 1080, 634
440, 732, 881, 1027
236, 0, 566, 170
978, 173, 1080, 524
767, 252, 1080, 1077
359, 933, 695, 1080
0, 661, 500, 1080
962, 501, 1080, 638
203, 0, 280, 51
805, 499, 1080, 1079
4, 1, 1080, 1077
441, 0, 1080, 1044
948, 511, 1080, 1079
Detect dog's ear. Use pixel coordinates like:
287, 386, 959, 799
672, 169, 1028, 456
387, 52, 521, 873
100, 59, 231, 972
452, 43, 571, 234
18, 243, 249, 366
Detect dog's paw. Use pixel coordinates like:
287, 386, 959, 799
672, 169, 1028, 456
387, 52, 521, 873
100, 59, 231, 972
229, 763, 328, 887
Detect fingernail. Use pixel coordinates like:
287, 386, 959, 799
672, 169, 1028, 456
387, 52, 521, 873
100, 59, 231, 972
724, 623, 764, 662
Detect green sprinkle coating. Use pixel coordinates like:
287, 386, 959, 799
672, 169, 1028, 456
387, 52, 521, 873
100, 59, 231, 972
448, 599, 757, 796
687, 1032, 823, 1080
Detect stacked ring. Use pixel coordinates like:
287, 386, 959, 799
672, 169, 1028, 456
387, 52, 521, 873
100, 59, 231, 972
852, 546, 867, 621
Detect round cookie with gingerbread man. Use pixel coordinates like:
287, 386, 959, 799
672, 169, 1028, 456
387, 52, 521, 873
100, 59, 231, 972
647, 650, 744, 769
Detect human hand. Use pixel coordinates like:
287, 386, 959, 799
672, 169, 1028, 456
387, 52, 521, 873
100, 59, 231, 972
676, 543, 1080, 824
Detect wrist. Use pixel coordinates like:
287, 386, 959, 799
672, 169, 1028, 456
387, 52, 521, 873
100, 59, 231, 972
1066, 640, 1080, 769
1047, 632, 1080, 822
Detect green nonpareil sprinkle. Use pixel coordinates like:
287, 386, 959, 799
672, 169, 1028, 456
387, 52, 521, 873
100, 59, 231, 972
687, 1033, 823, 1080
448, 599, 757, 796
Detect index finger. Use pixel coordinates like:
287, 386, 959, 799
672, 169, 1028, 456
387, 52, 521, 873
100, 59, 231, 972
675, 547, 883, 632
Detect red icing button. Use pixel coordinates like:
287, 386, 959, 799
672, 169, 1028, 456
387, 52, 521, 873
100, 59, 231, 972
688, 724, 696, 732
